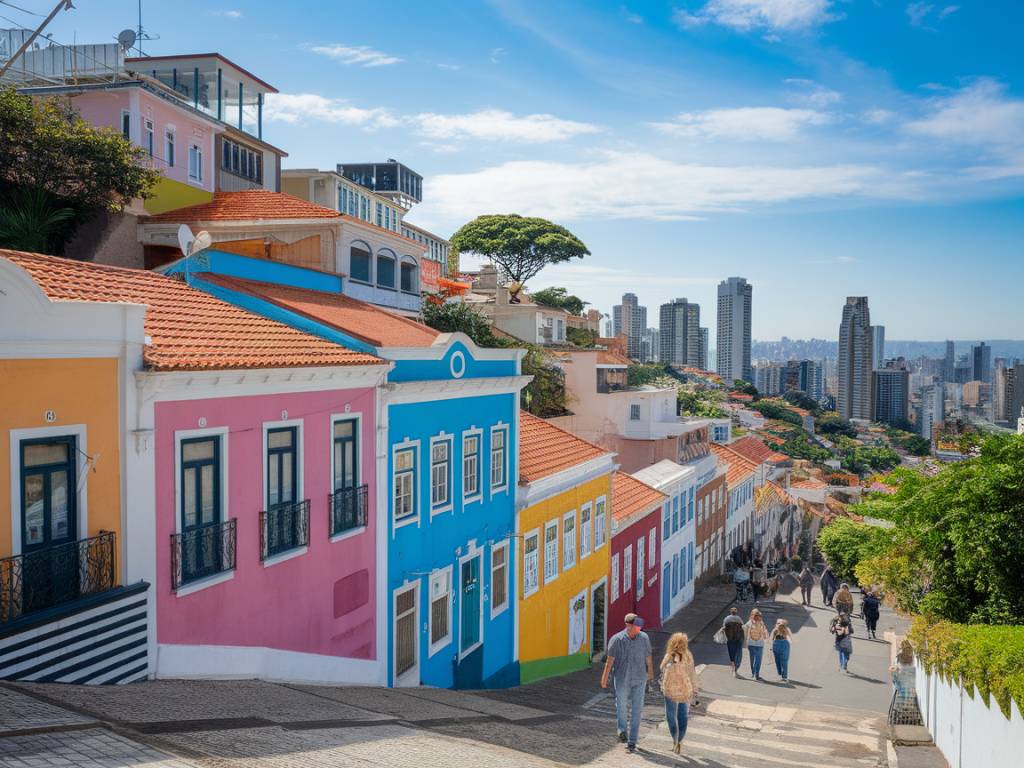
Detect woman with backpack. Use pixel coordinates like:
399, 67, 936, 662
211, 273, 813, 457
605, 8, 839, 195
830, 613, 854, 673
660, 632, 700, 755
834, 583, 855, 616
744, 608, 770, 681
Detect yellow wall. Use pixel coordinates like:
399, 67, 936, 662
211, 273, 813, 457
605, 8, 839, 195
518, 473, 612, 666
143, 177, 214, 215
0, 359, 122, 559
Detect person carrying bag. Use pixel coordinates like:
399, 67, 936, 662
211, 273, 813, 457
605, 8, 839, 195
660, 632, 700, 755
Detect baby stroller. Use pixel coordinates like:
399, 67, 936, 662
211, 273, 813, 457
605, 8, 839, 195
733, 568, 753, 602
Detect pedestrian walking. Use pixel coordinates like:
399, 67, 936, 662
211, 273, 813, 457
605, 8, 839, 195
834, 583, 854, 616
798, 566, 814, 606
862, 589, 881, 639
601, 613, 654, 754
721, 606, 745, 677
830, 612, 854, 673
744, 608, 769, 681
660, 632, 700, 755
770, 619, 792, 682
820, 566, 839, 606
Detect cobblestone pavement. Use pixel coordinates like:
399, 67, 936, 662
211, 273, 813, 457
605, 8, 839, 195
0, 728, 193, 767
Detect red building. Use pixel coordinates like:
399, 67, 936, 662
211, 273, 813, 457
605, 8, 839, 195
608, 472, 666, 641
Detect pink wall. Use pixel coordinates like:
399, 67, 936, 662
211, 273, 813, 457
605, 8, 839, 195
154, 387, 377, 660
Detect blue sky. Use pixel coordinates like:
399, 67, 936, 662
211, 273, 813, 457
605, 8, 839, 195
33, 0, 1024, 343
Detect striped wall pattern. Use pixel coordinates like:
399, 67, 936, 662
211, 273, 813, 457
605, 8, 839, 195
0, 582, 149, 684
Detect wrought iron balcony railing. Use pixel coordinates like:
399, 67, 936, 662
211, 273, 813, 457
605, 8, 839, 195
260, 500, 310, 561
0, 531, 116, 624
330, 484, 368, 537
171, 519, 237, 589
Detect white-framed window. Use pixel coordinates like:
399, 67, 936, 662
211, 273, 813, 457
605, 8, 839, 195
648, 527, 656, 566
142, 117, 154, 156
429, 435, 452, 514
611, 552, 620, 600
490, 425, 508, 492
523, 528, 540, 597
579, 503, 592, 559
563, 511, 576, 571
165, 127, 175, 167
543, 519, 559, 584
636, 538, 645, 598
462, 430, 482, 504
428, 567, 452, 655
630, 404, 641, 421
491, 541, 509, 617
623, 544, 633, 593
188, 144, 203, 182
594, 496, 607, 549
393, 443, 417, 523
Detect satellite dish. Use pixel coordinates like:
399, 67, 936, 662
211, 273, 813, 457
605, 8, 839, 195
193, 230, 212, 254
117, 29, 137, 53
176, 225, 212, 257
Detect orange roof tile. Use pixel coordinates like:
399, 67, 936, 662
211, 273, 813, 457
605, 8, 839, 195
3, 250, 381, 372
148, 190, 341, 222
199, 274, 441, 348
596, 350, 632, 366
790, 477, 828, 490
611, 472, 667, 523
729, 435, 791, 465
518, 412, 612, 483
710, 443, 758, 487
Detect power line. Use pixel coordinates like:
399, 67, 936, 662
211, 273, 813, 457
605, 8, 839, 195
0, 0, 43, 17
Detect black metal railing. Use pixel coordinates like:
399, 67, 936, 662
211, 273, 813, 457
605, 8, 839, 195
329, 485, 369, 537
171, 519, 236, 589
1, 531, 116, 624
260, 500, 310, 561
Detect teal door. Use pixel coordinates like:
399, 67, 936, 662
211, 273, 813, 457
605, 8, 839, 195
460, 556, 481, 652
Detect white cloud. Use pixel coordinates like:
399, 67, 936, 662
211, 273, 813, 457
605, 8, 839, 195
674, 0, 835, 32
414, 109, 601, 143
863, 108, 895, 125
784, 78, 842, 108
905, 79, 1024, 150
938, 5, 959, 19
263, 93, 398, 128
208, 9, 242, 18
906, 2, 933, 26
309, 43, 402, 67
418, 151, 891, 224
489, 47, 507, 63
437, 63, 462, 71
651, 107, 830, 141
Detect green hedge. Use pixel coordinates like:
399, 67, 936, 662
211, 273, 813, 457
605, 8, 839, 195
910, 617, 1024, 718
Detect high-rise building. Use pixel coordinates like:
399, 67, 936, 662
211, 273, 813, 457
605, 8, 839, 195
783, 359, 824, 402
754, 361, 784, 396
612, 292, 646, 360
716, 277, 752, 384
641, 327, 660, 363
942, 340, 955, 383
993, 358, 1010, 421
837, 297, 874, 421
874, 358, 910, 426
1011, 363, 1024, 424
917, 383, 944, 441
871, 326, 885, 370
699, 328, 709, 371
971, 342, 992, 384
659, 298, 701, 367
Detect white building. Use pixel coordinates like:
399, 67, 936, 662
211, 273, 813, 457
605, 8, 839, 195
716, 277, 753, 383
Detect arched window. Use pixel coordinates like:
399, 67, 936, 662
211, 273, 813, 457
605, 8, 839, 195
376, 250, 396, 289
350, 242, 371, 283
400, 257, 418, 293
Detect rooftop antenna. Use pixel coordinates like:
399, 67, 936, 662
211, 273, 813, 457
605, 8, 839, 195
133, 0, 159, 56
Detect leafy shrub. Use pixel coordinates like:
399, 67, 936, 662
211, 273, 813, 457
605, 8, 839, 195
816, 517, 889, 584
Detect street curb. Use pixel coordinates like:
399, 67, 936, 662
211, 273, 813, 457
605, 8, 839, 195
887, 739, 899, 768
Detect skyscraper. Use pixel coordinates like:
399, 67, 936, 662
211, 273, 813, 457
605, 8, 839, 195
698, 327, 708, 371
918, 383, 944, 441
658, 298, 701, 367
871, 326, 885, 370
613, 293, 647, 360
716, 277, 752, 384
837, 297, 874, 421
874, 358, 910, 426
971, 342, 992, 384
782, 359, 824, 401
942, 340, 955, 383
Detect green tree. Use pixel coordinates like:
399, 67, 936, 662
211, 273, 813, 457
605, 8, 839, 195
816, 517, 889, 584
450, 215, 589, 302
421, 299, 499, 347
520, 347, 569, 417
0, 187, 75, 254
530, 286, 587, 316
628, 363, 667, 387
783, 390, 821, 414
677, 387, 727, 418
817, 414, 858, 438
565, 326, 597, 348
733, 380, 760, 399
750, 400, 803, 427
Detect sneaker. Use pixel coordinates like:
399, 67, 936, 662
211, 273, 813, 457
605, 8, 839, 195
618, 731, 627, 743
626, 743, 636, 753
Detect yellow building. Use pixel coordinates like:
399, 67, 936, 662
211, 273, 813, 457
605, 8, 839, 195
516, 412, 615, 683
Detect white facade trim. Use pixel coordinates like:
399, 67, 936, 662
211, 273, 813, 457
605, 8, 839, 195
383, 375, 532, 405
489, 539, 510, 620
515, 454, 616, 510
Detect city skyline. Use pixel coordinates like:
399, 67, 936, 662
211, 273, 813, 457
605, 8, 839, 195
35, 0, 1024, 342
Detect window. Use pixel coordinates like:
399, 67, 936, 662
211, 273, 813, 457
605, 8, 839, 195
673, 553, 680, 593
121, 110, 130, 139
429, 568, 452, 652
266, 427, 298, 510
491, 542, 508, 615
332, 419, 358, 492
543, 520, 559, 584
636, 540, 645, 597
630, 404, 641, 421
688, 542, 694, 583
430, 437, 451, 513
611, 553, 620, 600
385, 206, 391, 231
579, 503, 592, 559
490, 426, 508, 491
400, 260, 417, 293
179, 436, 225, 584
623, 545, 632, 593
673, 496, 680, 531
462, 432, 481, 502
377, 253, 396, 288
594, 497, 607, 548
523, 530, 540, 596
393, 446, 416, 522
165, 128, 175, 167
563, 512, 576, 571
20, 436, 77, 551
188, 144, 203, 182
663, 505, 671, 540
648, 527, 656, 566
142, 118, 154, 156
688, 488, 694, 522
376, 201, 383, 227
350, 245, 371, 283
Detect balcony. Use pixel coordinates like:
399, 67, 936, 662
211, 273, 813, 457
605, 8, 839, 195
0, 532, 117, 624
171, 520, 237, 589
260, 500, 310, 561
330, 485, 369, 537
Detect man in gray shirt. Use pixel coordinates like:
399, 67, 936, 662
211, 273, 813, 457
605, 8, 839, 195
601, 613, 653, 753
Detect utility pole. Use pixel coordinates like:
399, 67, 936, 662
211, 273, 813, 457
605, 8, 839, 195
0, 0, 75, 80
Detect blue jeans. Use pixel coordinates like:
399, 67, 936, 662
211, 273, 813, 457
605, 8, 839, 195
837, 645, 851, 670
772, 639, 790, 679
614, 679, 646, 746
726, 639, 743, 670
664, 699, 689, 743
748, 643, 764, 678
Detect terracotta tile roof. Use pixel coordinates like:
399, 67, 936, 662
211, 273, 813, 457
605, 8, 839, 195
790, 477, 828, 490
148, 190, 341, 222
518, 412, 612, 484
729, 435, 791, 465
3, 250, 382, 371
710, 443, 758, 488
596, 350, 632, 366
611, 472, 667, 523
199, 274, 440, 348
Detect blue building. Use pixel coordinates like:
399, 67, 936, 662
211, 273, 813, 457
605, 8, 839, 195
166, 251, 528, 688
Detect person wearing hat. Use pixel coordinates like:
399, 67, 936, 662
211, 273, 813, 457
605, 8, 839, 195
601, 612, 653, 754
